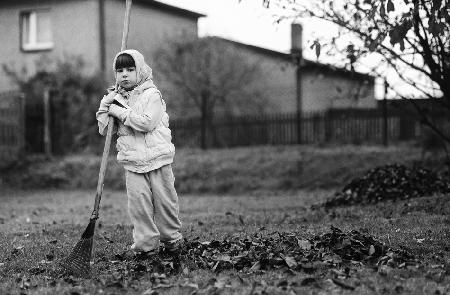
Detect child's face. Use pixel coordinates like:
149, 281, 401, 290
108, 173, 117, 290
116, 67, 138, 90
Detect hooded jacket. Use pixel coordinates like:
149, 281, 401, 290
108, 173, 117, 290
96, 49, 175, 173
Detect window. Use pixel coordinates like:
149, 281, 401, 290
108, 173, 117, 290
20, 10, 53, 51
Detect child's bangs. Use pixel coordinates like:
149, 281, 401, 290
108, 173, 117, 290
115, 53, 135, 69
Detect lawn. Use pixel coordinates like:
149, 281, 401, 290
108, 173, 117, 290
3, 143, 446, 193
0, 188, 449, 294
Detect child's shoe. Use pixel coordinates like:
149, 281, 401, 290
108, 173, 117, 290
133, 248, 159, 261
164, 239, 185, 255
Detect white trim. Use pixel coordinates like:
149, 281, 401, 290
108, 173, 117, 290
21, 10, 53, 52
28, 11, 37, 45
22, 42, 54, 51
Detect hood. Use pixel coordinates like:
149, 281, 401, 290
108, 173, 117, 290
112, 49, 156, 93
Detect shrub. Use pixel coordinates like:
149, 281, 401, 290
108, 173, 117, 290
3, 55, 108, 154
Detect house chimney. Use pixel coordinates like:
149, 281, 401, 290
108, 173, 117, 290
291, 23, 303, 55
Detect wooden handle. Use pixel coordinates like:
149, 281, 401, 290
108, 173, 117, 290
92, 116, 115, 219
92, 0, 133, 219
121, 0, 132, 51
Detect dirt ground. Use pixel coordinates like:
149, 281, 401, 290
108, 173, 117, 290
0, 189, 449, 294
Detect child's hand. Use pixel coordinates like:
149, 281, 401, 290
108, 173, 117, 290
100, 91, 118, 106
109, 104, 128, 122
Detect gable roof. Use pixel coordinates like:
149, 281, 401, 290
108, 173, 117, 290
212, 37, 375, 82
132, 0, 206, 19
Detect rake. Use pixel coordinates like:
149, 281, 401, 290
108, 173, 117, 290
62, 0, 133, 278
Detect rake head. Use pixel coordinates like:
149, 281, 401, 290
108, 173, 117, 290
61, 218, 97, 278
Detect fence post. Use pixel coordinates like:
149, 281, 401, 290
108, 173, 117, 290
324, 110, 332, 143
382, 80, 388, 146
43, 88, 52, 156
200, 93, 208, 149
18, 93, 26, 155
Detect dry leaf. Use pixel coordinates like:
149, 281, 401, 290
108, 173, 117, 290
284, 256, 298, 269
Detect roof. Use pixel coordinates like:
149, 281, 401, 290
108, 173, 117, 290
212, 37, 375, 82
0, 0, 206, 19
133, 0, 206, 19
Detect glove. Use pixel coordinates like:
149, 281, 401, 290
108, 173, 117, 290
100, 91, 118, 108
109, 104, 129, 122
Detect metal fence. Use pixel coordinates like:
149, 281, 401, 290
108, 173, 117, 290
0, 91, 25, 168
171, 108, 440, 148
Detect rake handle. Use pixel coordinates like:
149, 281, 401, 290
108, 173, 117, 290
92, 0, 133, 219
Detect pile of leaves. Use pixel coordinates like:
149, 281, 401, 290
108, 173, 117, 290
321, 164, 450, 208
182, 226, 417, 273
14, 227, 420, 293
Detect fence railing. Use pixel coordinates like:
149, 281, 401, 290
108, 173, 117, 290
0, 91, 25, 168
171, 108, 442, 148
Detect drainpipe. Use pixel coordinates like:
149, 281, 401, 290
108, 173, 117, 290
291, 23, 303, 144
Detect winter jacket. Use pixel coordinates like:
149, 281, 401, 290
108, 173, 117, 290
96, 49, 175, 173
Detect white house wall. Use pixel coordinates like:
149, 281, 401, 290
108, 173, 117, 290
0, 0, 101, 92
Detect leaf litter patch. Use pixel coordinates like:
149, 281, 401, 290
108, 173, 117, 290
17, 226, 423, 293
321, 164, 450, 208
183, 226, 418, 273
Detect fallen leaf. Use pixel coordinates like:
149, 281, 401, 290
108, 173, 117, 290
180, 282, 198, 289
297, 239, 312, 251
153, 283, 174, 289
214, 278, 228, 289
250, 261, 261, 271
214, 254, 232, 262
284, 256, 298, 269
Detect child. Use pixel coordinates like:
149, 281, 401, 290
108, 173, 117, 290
96, 49, 183, 259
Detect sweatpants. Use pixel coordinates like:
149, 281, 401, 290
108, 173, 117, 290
125, 164, 182, 252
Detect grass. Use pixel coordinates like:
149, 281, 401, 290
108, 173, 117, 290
2, 143, 447, 194
0, 144, 449, 294
0, 188, 449, 294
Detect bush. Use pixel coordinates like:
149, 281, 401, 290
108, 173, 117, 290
4, 55, 108, 154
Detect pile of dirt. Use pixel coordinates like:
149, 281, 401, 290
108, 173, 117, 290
182, 226, 417, 273
321, 164, 450, 208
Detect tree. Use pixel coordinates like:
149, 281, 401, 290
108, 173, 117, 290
254, 0, 450, 145
154, 36, 271, 148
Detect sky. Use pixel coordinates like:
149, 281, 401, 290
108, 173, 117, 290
157, 0, 335, 60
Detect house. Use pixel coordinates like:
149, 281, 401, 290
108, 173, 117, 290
212, 28, 376, 114
0, 0, 205, 92
0, 1, 375, 115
